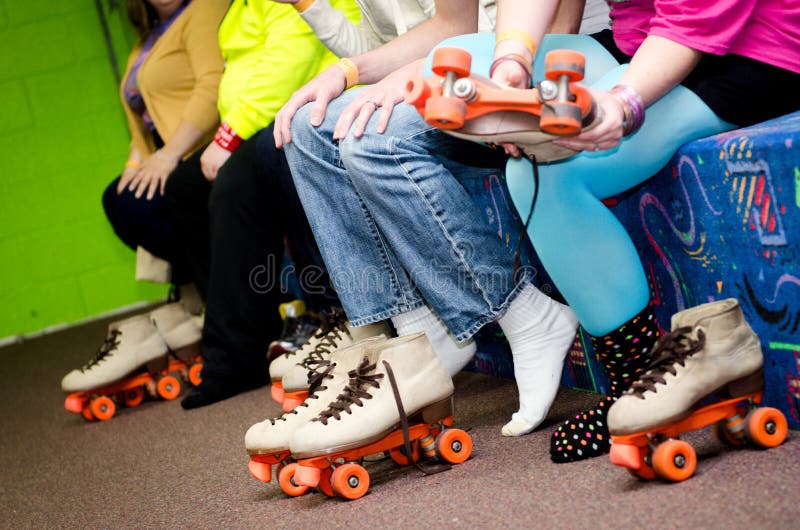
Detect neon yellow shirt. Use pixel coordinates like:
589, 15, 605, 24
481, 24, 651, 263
217, 0, 360, 140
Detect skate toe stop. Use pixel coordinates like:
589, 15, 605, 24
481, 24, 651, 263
293, 465, 321, 488
609, 442, 641, 469
248, 460, 273, 483
64, 395, 85, 413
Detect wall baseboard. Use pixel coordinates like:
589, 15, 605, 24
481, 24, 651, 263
0, 301, 159, 348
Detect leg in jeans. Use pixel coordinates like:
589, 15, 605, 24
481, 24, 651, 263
286, 90, 578, 436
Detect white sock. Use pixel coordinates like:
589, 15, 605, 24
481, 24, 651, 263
497, 283, 578, 436
391, 305, 476, 377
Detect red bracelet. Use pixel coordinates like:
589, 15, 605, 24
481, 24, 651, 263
214, 122, 243, 152
489, 54, 533, 88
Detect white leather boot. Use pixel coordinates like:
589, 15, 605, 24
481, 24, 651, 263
61, 314, 169, 392
289, 332, 454, 459
608, 298, 764, 435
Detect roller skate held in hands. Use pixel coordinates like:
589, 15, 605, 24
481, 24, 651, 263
404, 46, 601, 162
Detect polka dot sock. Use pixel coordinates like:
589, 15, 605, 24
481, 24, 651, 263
550, 305, 659, 463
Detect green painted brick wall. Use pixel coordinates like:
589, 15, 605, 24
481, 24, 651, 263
0, 0, 167, 340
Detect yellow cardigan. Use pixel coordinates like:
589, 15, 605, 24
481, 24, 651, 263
119, 0, 229, 159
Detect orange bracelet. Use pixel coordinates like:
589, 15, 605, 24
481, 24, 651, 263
293, 0, 316, 13
125, 160, 140, 170
335, 58, 359, 90
496, 29, 537, 56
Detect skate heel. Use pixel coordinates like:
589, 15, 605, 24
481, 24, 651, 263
723, 369, 764, 399
171, 341, 201, 362
419, 396, 454, 424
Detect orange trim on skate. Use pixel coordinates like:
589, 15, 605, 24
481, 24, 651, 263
294, 416, 457, 488
62, 356, 203, 421
248, 451, 291, 483
405, 48, 594, 135
609, 391, 789, 482
611, 392, 764, 450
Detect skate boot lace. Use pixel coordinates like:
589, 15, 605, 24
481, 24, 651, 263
81, 329, 122, 372
628, 326, 706, 398
278, 308, 348, 360
314, 357, 383, 425
265, 360, 337, 426
296, 310, 351, 373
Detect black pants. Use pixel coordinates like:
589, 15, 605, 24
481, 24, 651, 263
102, 175, 192, 285
164, 125, 339, 383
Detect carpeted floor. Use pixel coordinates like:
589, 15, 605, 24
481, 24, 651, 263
1, 308, 798, 529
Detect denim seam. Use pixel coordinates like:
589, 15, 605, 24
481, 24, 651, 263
355, 191, 417, 310
388, 133, 497, 311
349, 302, 425, 329
453, 276, 533, 342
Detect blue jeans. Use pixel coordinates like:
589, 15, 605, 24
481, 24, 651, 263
285, 89, 530, 341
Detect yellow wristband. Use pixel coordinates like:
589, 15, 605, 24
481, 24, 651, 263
496, 29, 537, 56
293, 0, 316, 13
335, 58, 359, 90
125, 160, 140, 170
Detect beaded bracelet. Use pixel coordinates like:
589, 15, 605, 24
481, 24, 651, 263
609, 84, 645, 136
496, 29, 537, 56
293, 0, 316, 13
489, 54, 533, 88
335, 58, 359, 90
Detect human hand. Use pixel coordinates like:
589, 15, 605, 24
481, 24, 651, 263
553, 88, 625, 153
200, 142, 232, 181
126, 150, 179, 200
489, 57, 533, 158
117, 166, 140, 194
332, 61, 422, 140
274, 65, 347, 148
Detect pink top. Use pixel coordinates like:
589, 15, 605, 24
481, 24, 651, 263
609, 0, 800, 74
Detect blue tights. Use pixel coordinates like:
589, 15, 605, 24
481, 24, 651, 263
429, 34, 733, 335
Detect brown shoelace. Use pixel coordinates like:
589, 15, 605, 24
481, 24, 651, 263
628, 326, 706, 399
81, 329, 122, 372
278, 307, 348, 360
314, 357, 383, 425
266, 360, 337, 426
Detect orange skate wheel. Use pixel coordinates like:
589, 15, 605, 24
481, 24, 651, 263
124, 387, 145, 407
424, 96, 467, 130
278, 463, 310, 497
544, 49, 585, 82
540, 102, 583, 135
81, 406, 96, 422
404, 75, 431, 106
744, 407, 788, 448
157, 375, 181, 400
389, 442, 421, 466
188, 363, 203, 387
431, 47, 472, 78
651, 440, 696, 482
317, 467, 335, 497
90, 396, 116, 421
435, 428, 473, 464
331, 463, 370, 500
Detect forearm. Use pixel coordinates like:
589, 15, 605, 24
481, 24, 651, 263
350, 1, 480, 86
619, 35, 703, 106
298, 0, 377, 57
546, 0, 585, 34
159, 120, 207, 160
